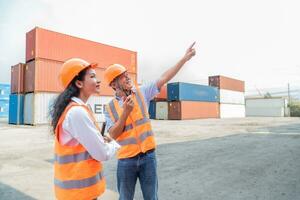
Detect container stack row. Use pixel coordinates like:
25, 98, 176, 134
9, 27, 137, 125
149, 76, 245, 120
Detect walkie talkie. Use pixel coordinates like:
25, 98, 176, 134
100, 122, 106, 136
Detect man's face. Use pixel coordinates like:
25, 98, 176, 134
113, 72, 133, 91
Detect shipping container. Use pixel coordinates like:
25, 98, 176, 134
220, 104, 245, 118
25, 59, 64, 93
155, 101, 168, 120
24, 58, 137, 95
245, 98, 288, 117
0, 100, 9, 118
246, 107, 285, 117
24, 92, 58, 125
0, 83, 10, 100
26, 27, 137, 73
11, 63, 26, 94
209, 75, 245, 92
167, 82, 219, 102
9, 94, 24, 124
154, 85, 167, 100
87, 96, 113, 122
246, 98, 287, 108
168, 101, 219, 120
219, 89, 245, 104
148, 100, 156, 119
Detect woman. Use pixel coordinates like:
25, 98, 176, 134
50, 58, 120, 200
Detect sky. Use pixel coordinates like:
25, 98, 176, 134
0, 0, 300, 96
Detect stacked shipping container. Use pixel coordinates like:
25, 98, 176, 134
9, 63, 26, 124
209, 75, 245, 118
9, 27, 137, 125
0, 83, 10, 118
167, 82, 219, 120
149, 76, 246, 120
149, 82, 220, 120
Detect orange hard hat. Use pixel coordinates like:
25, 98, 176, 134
104, 64, 127, 85
59, 58, 97, 88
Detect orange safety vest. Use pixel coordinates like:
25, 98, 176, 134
54, 102, 105, 200
105, 87, 156, 159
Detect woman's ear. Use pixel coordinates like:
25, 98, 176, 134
75, 80, 83, 88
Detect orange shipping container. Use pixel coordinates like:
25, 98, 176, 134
209, 75, 245, 92
26, 27, 137, 73
168, 101, 219, 120
11, 63, 26, 94
24, 58, 137, 96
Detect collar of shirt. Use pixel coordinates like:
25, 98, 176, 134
71, 96, 88, 105
115, 86, 137, 101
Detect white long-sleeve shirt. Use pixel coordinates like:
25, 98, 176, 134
59, 97, 120, 162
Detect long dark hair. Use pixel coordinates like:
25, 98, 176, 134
50, 68, 88, 134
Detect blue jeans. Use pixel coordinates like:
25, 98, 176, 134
117, 150, 158, 200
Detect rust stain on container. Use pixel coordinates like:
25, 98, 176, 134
168, 101, 219, 120
11, 63, 26, 94
26, 27, 137, 73
209, 75, 245, 92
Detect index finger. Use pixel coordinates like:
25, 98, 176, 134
125, 95, 132, 102
188, 41, 196, 49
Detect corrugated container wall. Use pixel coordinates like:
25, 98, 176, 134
245, 98, 287, 117
167, 82, 219, 102
24, 58, 137, 96
209, 75, 245, 92
11, 63, 26, 94
220, 104, 245, 118
9, 94, 24, 124
24, 92, 58, 125
168, 101, 219, 120
26, 27, 137, 73
25, 59, 64, 93
148, 101, 156, 119
0, 83, 10, 100
87, 96, 113, 122
219, 89, 245, 105
155, 101, 168, 120
0, 100, 9, 118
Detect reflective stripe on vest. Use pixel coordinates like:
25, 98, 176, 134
117, 130, 154, 146
54, 172, 104, 189
55, 151, 91, 164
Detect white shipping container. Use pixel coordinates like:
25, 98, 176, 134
219, 89, 245, 104
87, 96, 113, 122
220, 104, 245, 118
246, 107, 284, 117
24, 92, 58, 125
245, 98, 288, 117
246, 98, 286, 108
155, 101, 168, 120
24, 93, 113, 125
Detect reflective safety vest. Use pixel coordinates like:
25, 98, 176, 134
106, 87, 156, 159
54, 102, 105, 200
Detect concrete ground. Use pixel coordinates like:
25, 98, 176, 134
0, 117, 299, 200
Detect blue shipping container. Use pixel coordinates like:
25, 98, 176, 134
9, 94, 24, 124
0, 100, 9, 118
148, 100, 156, 119
167, 82, 219, 102
0, 83, 10, 100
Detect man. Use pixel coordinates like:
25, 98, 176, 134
104, 42, 196, 200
